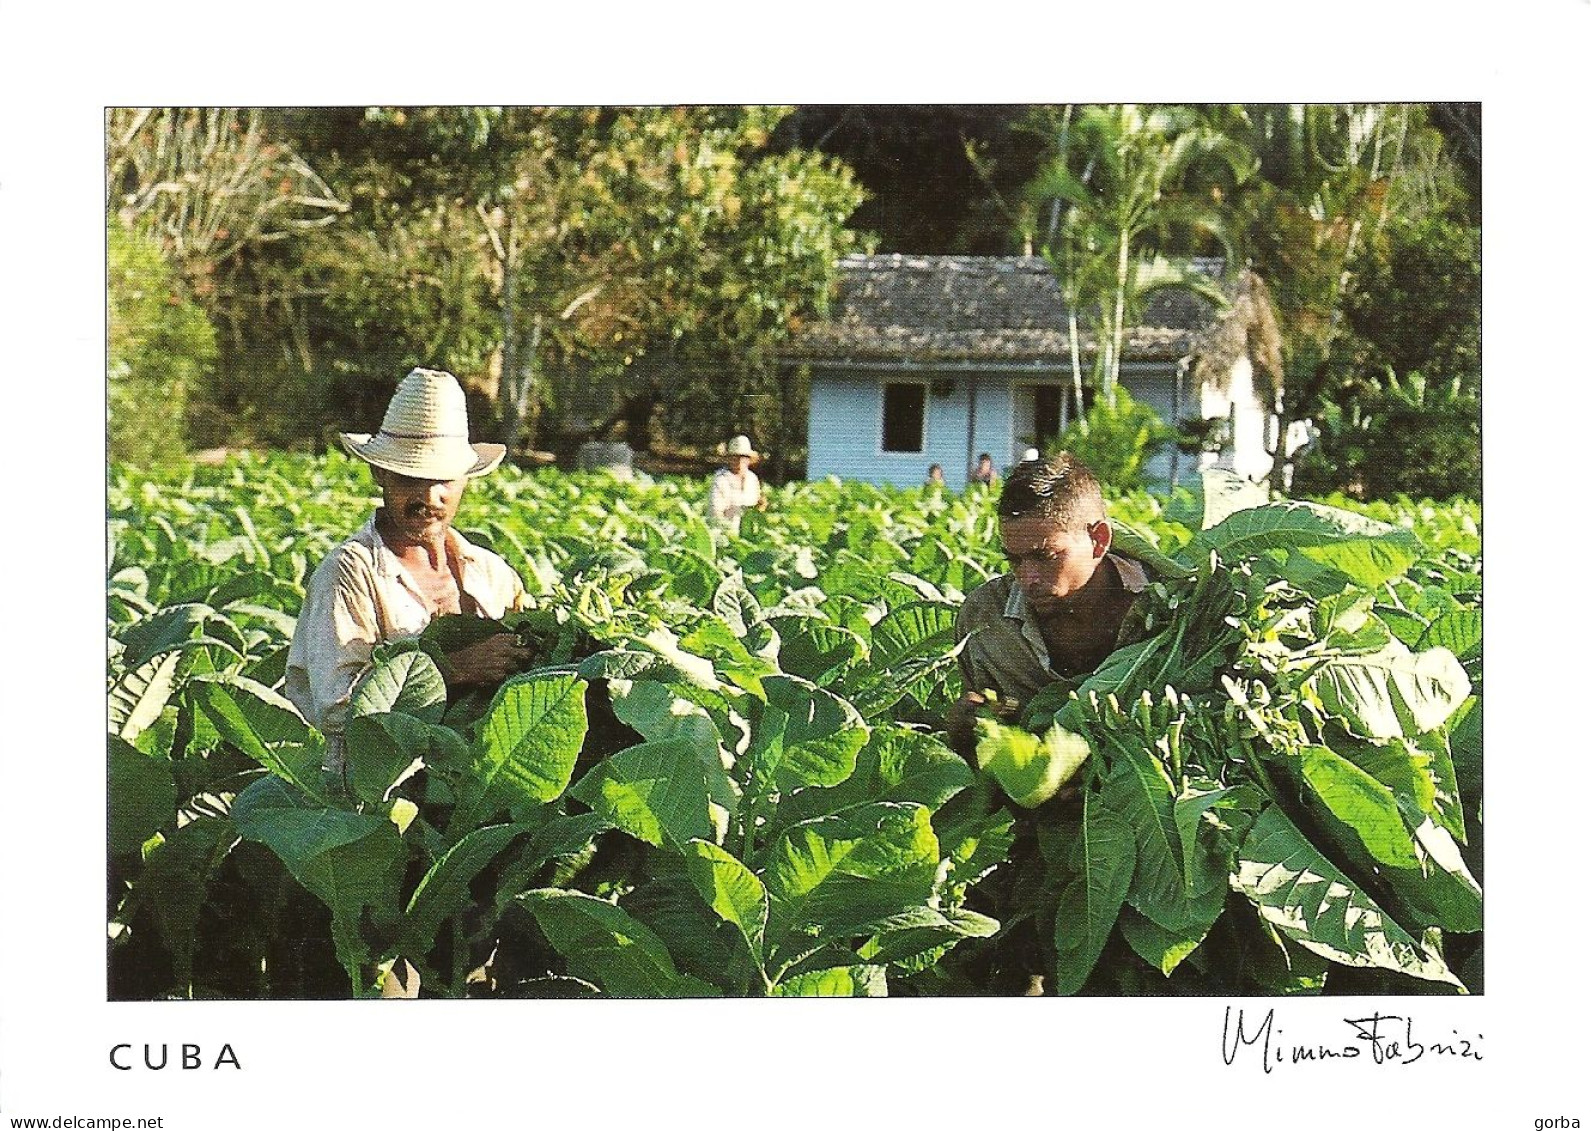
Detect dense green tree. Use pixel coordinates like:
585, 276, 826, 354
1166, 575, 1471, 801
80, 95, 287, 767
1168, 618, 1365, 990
1212, 103, 1479, 494
1344, 211, 1479, 391
106, 108, 351, 449
107, 220, 218, 464
273, 107, 868, 462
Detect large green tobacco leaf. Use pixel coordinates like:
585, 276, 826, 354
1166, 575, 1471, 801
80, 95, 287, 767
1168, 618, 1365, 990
473, 672, 588, 810
1233, 804, 1464, 989
1052, 801, 1135, 994
856, 905, 999, 973
1375, 605, 1431, 650
115, 603, 241, 670
621, 873, 746, 992
349, 651, 448, 723
516, 888, 719, 997
748, 675, 870, 793
1298, 745, 1422, 869
656, 546, 720, 606
1193, 500, 1422, 588
607, 678, 723, 756
344, 712, 470, 806
1109, 521, 1195, 580
189, 677, 325, 796
578, 648, 688, 685
401, 823, 529, 957
1379, 818, 1483, 934
605, 679, 737, 814
765, 724, 974, 836
1119, 907, 1212, 977
231, 776, 408, 982
772, 965, 888, 996
1305, 642, 1470, 740
766, 614, 867, 687
974, 718, 1090, 808
109, 650, 184, 742
684, 840, 769, 963
1418, 608, 1482, 664
1329, 730, 1466, 841
870, 600, 958, 667
108, 736, 177, 856
680, 618, 778, 699
868, 600, 961, 707
1098, 739, 1186, 927
569, 737, 719, 850
418, 613, 509, 667
762, 802, 940, 966
712, 573, 766, 638
119, 816, 237, 988
1172, 784, 1261, 889
863, 726, 975, 809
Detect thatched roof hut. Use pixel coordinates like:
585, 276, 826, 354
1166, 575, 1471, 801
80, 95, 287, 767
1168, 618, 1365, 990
783, 253, 1233, 366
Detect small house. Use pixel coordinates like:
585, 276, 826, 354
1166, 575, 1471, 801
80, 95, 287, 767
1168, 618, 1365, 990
782, 254, 1283, 490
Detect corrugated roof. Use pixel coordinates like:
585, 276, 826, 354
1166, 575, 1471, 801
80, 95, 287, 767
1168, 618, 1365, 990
783, 254, 1225, 364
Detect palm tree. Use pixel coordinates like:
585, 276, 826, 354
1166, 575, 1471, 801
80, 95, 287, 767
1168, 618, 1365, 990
1022, 104, 1255, 409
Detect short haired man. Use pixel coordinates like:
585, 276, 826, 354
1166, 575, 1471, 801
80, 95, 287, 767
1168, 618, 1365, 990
285, 368, 535, 769
947, 452, 1149, 754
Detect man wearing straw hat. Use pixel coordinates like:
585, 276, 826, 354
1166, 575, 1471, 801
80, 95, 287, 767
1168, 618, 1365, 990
707, 434, 767, 533
285, 368, 534, 769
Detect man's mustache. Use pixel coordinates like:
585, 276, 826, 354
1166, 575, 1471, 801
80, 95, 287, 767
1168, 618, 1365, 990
403, 503, 446, 521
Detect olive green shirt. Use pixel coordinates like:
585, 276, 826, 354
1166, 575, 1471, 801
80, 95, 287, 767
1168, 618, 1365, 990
955, 554, 1150, 709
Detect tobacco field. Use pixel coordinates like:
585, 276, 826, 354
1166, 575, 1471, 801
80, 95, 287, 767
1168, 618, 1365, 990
106, 454, 1483, 998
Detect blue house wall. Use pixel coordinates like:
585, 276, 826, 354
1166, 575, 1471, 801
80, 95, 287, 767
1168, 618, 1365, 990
809, 365, 1200, 489
808, 369, 1029, 489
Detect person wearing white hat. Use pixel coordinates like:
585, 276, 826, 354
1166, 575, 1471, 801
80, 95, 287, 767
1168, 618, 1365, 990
707, 434, 766, 532
285, 368, 534, 770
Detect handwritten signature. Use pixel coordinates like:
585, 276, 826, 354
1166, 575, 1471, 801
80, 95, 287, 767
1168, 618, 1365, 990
1221, 1007, 1483, 1072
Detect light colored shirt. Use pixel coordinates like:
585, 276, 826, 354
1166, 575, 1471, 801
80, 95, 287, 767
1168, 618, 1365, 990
284, 514, 527, 758
708, 467, 761, 530
955, 555, 1149, 709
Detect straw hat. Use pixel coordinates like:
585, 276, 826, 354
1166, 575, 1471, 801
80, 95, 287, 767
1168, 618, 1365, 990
722, 434, 759, 461
339, 368, 505, 480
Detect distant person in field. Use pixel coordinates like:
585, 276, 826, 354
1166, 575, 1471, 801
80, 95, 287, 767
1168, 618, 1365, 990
707, 434, 766, 532
285, 367, 535, 771
970, 451, 999, 489
926, 463, 945, 487
946, 452, 1149, 756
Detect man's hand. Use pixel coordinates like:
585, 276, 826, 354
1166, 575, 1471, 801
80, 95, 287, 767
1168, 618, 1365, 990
443, 631, 533, 688
946, 690, 1016, 758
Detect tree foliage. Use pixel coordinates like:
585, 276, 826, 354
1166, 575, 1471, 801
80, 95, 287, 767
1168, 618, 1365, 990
172, 106, 869, 460
107, 220, 217, 464
102, 103, 1476, 500
1017, 105, 1253, 407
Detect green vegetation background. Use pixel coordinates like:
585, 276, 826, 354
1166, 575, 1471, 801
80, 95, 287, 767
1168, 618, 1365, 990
106, 105, 1479, 501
